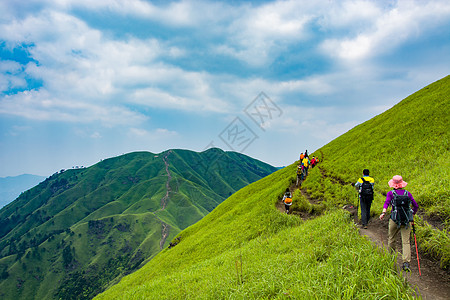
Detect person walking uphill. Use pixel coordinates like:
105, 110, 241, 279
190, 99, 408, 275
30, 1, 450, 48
301, 156, 310, 179
353, 169, 374, 229
282, 188, 293, 214
379, 175, 418, 272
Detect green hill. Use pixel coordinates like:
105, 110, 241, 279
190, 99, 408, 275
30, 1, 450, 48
94, 75, 449, 299
0, 148, 277, 300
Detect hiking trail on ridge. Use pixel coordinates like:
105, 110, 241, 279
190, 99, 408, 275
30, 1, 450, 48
277, 158, 450, 300
158, 150, 172, 249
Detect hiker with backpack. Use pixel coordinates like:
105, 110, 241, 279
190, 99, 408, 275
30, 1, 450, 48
302, 156, 310, 178
282, 188, 293, 214
379, 175, 418, 272
296, 164, 302, 186
300, 152, 305, 161
311, 156, 317, 168
353, 169, 374, 229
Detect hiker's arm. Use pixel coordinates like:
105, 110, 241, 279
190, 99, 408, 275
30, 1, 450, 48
409, 193, 419, 214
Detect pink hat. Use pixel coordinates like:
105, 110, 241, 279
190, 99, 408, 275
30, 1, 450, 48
388, 175, 408, 189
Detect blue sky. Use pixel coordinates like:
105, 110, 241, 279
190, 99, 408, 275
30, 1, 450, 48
1, 0, 449, 177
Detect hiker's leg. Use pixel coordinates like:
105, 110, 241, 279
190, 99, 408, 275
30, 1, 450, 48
400, 225, 412, 263
366, 198, 373, 224
388, 219, 399, 254
359, 197, 368, 225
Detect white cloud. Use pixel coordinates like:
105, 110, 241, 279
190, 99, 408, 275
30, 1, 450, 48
0, 1, 448, 127
0, 8, 226, 123
129, 127, 178, 138
7, 125, 32, 137
0, 89, 147, 126
47, 0, 236, 28
318, 0, 381, 28
0, 60, 27, 92
90, 131, 102, 139
320, 0, 450, 62
215, 0, 313, 66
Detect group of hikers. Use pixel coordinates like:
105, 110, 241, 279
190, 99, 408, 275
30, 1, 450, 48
296, 150, 319, 185
283, 154, 420, 272
353, 169, 419, 272
282, 150, 320, 215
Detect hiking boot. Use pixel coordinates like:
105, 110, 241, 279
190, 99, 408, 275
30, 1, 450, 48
402, 262, 411, 272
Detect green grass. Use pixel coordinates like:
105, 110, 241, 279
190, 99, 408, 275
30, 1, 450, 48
0, 149, 276, 300
96, 165, 415, 300
304, 75, 450, 268
95, 76, 449, 299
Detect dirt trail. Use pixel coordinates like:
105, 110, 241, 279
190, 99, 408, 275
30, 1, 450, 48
161, 150, 172, 209
277, 161, 450, 299
349, 207, 450, 300
158, 150, 172, 249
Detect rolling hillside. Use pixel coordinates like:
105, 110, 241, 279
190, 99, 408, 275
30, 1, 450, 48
95, 75, 449, 299
0, 148, 277, 300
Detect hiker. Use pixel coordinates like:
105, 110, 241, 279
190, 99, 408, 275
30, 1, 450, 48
302, 156, 310, 178
311, 156, 317, 168
353, 169, 374, 229
305, 150, 308, 158
299, 152, 305, 160
296, 164, 302, 186
282, 188, 293, 214
379, 175, 418, 272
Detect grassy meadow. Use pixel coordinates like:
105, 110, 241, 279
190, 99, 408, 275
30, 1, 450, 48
96, 76, 449, 299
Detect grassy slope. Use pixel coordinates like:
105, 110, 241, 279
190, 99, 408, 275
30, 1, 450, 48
0, 149, 276, 300
96, 75, 449, 299
96, 164, 413, 299
301, 75, 450, 267
306, 76, 449, 210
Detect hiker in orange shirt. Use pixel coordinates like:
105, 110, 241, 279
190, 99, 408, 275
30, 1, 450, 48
299, 152, 305, 160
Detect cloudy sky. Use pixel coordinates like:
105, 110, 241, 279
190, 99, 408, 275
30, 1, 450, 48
0, 0, 449, 177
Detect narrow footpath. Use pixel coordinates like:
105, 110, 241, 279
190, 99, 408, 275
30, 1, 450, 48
158, 150, 172, 249
278, 155, 450, 300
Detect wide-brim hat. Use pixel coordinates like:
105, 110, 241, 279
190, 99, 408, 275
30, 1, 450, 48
388, 175, 408, 189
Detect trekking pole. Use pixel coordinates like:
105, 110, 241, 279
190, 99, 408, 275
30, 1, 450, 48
412, 220, 421, 276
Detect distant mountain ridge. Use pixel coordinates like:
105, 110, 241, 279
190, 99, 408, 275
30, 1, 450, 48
0, 174, 45, 209
0, 148, 277, 300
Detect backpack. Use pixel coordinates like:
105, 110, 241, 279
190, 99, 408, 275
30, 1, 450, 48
390, 190, 413, 227
284, 192, 292, 205
359, 178, 374, 200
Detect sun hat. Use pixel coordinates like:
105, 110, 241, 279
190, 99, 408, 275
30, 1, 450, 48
388, 175, 408, 189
